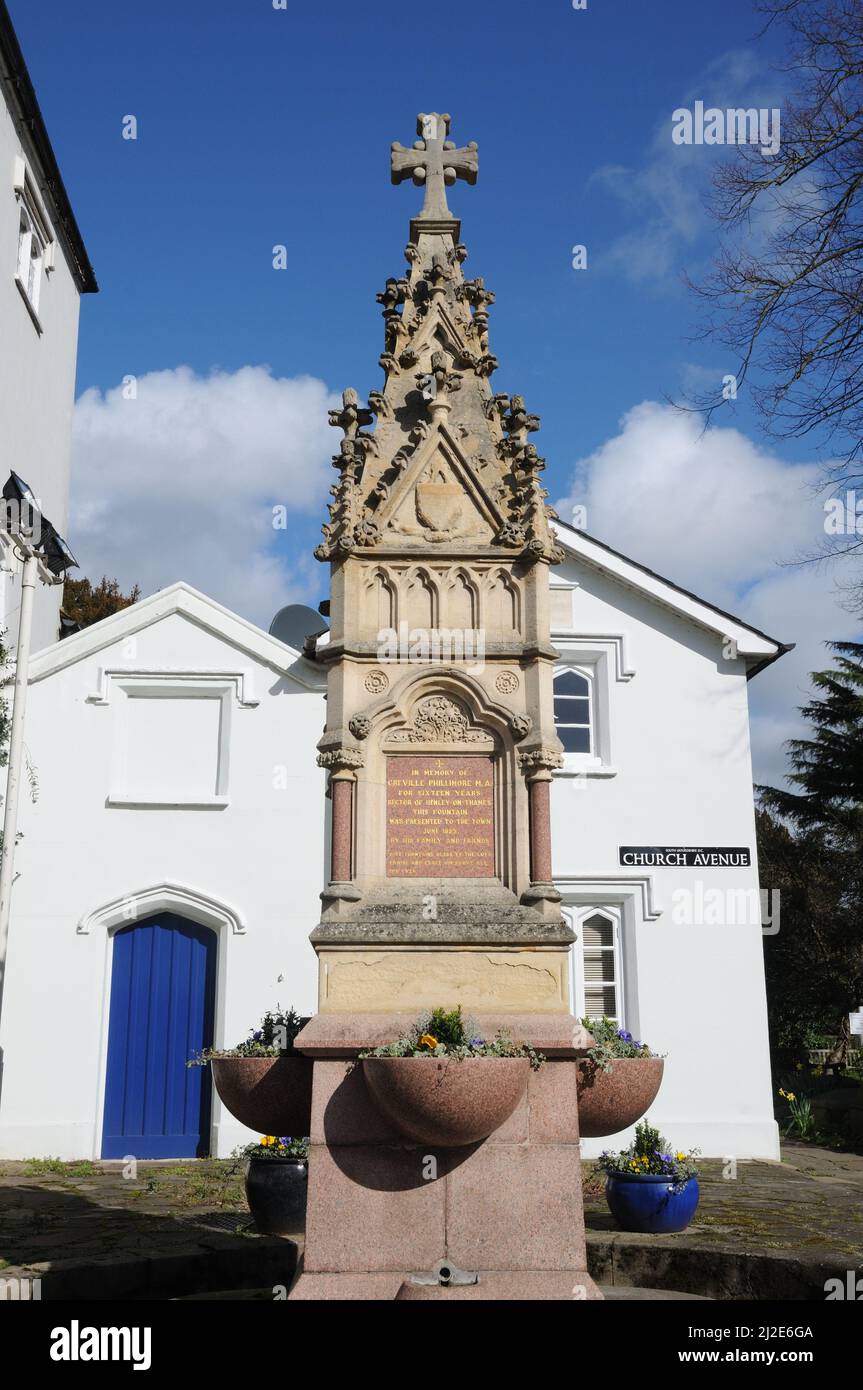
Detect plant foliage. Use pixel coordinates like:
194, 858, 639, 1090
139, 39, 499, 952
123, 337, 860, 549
594, 1120, 700, 1186
359, 1004, 545, 1070
188, 1005, 306, 1066
581, 1016, 658, 1074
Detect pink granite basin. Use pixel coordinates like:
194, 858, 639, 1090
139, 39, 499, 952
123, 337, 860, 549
362, 1056, 530, 1147
576, 1057, 664, 1138
211, 1056, 313, 1137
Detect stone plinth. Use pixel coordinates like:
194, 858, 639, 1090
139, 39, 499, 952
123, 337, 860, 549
312, 883, 576, 1013
289, 1013, 602, 1301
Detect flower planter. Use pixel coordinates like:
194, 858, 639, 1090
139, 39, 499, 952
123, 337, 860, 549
362, 1056, 530, 1147
605, 1172, 699, 1234
245, 1157, 308, 1236
576, 1057, 664, 1138
211, 1056, 313, 1137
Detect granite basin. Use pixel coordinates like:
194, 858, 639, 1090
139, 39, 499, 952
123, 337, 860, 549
576, 1058, 664, 1138
212, 1056, 314, 1138
362, 1055, 530, 1147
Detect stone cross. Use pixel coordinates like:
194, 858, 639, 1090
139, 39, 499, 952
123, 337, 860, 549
391, 112, 478, 221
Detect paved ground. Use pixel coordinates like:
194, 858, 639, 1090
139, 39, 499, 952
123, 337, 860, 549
583, 1142, 863, 1257
582, 1142, 863, 1299
0, 1142, 860, 1299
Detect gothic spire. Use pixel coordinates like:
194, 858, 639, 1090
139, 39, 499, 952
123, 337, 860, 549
315, 112, 561, 566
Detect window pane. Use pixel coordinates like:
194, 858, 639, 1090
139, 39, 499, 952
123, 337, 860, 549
17, 218, 31, 282
583, 915, 614, 949
554, 671, 589, 696
559, 724, 591, 753
585, 985, 617, 1017
555, 695, 589, 721
583, 952, 611, 983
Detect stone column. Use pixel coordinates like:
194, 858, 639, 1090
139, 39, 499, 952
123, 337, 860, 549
528, 773, 553, 885
520, 770, 560, 915
330, 773, 354, 884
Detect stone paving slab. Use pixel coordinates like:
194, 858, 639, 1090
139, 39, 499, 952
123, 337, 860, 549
0, 1143, 860, 1300
582, 1142, 863, 1299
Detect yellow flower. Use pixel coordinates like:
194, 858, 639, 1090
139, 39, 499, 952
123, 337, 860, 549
778, 1088, 787, 1098
260, 1135, 274, 1147
786, 1091, 796, 1102
676, 1152, 686, 1162
419, 1033, 438, 1050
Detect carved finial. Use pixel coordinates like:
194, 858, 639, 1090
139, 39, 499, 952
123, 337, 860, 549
500, 394, 541, 445
391, 112, 478, 222
328, 388, 374, 440
376, 277, 409, 313
418, 351, 463, 407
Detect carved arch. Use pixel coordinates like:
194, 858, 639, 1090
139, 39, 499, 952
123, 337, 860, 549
403, 565, 439, 629
77, 881, 246, 936
484, 567, 521, 633
365, 565, 398, 631
444, 565, 479, 629
362, 666, 515, 749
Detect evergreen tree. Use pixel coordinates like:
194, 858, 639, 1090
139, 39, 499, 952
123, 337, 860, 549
757, 642, 863, 1064
758, 641, 863, 837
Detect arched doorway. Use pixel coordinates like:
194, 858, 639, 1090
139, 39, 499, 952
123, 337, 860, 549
101, 913, 216, 1158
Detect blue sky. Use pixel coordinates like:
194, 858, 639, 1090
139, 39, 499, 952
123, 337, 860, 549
15, 0, 795, 461
10, 0, 860, 780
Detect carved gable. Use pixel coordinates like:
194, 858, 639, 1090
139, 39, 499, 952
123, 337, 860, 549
378, 429, 499, 545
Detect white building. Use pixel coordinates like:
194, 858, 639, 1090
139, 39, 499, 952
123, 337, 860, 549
1, 584, 327, 1159
0, 521, 787, 1161
0, 3, 97, 651
0, 52, 787, 1167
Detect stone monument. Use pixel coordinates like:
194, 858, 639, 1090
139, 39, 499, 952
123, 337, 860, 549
290, 112, 600, 1300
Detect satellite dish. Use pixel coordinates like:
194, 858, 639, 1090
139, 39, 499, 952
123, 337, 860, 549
269, 603, 329, 651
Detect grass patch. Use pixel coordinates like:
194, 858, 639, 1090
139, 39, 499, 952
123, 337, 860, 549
22, 1158, 97, 1178
133, 1160, 246, 1210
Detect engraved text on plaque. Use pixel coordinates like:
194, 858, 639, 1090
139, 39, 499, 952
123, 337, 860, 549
386, 755, 495, 877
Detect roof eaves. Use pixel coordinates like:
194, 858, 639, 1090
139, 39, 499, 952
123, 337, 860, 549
0, 1, 98, 293
552, 518, 792, 673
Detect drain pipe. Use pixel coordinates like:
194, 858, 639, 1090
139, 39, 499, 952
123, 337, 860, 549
0, 545, 39, 1028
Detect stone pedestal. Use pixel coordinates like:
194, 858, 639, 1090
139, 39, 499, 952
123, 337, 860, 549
289, 1013, 602, 1301
298, 110, 598, 1303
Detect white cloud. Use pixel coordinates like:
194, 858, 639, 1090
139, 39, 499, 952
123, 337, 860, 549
591, 48, 786, 285
558, 401, 860, 784
71, 365, 338, 625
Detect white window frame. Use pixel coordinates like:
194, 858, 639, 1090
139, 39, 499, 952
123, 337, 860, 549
105, 676, 238, 809
551, 639, 633, 779
553, 665, 594, 757
17, 201, 44, 306
569, 904, 625, 1026
13, 158, 54, 329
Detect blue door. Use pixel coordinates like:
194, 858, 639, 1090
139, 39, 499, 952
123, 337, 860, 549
102, 913, 216, 1158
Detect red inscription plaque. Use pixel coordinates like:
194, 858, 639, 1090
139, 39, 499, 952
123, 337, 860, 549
386, 755, 495, 878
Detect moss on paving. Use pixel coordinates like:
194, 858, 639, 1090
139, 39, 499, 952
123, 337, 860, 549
0, 1141, 859, 1285
581, 1142, 863, 1264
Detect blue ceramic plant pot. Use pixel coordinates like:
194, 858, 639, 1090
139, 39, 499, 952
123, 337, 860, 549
605, 1172, 699, 1234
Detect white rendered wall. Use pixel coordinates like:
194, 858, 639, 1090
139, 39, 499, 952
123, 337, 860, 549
0, 608, 328, 1158
0, 87, 83, 652
0, 565, 780, 1162
550, 557, 780, 1161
